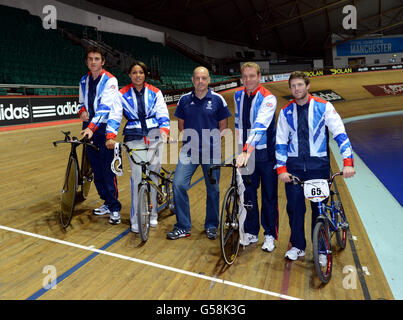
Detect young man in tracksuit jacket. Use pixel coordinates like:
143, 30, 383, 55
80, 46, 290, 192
276, 71, 355, 261
235, 62, 279, 252
79, 46, 122, 225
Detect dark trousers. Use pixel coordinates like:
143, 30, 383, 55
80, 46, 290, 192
284, 169, 330, 251
242, 160, 279, 239
84, 123, 121, 212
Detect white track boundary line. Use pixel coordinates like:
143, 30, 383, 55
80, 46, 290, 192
0, 224, 300, 300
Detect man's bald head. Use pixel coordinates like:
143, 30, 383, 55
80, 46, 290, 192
193, 66, 210, 77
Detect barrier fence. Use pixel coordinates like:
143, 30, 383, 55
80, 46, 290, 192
1, 63, 401, 127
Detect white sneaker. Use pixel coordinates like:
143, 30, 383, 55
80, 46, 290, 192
285, 247, 305, 261
262, 235, 275, 252
150, 214, 158, 228
109, 211, 121, 225
93, 204, 110, 216
239, 233, 258, 246
319, 254, 328, 267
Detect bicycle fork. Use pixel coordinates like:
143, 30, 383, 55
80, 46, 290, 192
317, 203, 332, 256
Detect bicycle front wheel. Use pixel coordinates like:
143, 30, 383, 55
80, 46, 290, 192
313, 220, 332, 284
220, 186, 240, 265
137, 184, 151, 242
60, 156, 78, 228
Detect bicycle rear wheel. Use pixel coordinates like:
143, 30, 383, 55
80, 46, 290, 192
313, 220, 332, 284
137, 184, 151, 242
60, 156, 78, 228
79, 148, 93, 201
335, 202, 348, 249
220, 186, 240, 265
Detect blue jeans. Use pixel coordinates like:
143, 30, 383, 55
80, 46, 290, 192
173, 156, 220, 231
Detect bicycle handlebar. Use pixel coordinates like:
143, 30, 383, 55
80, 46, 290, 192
123, 139, 178, 167
53, 131, 99, 151
291, 171, 343, 186
208, 159, 251, 185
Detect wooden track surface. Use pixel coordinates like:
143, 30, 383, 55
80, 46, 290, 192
0, 70, 401, 300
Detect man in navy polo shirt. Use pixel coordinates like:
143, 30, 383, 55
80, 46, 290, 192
167, 66, 231, 240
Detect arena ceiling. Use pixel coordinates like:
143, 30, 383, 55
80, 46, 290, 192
86, 0, 403, 58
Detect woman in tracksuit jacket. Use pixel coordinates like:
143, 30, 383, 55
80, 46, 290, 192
106, 61, 170, 233
276, 71, 355, 261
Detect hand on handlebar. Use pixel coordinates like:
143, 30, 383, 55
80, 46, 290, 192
342, 165, 355, 178
81, 127, 93, 140
279, 172, 293, 183
235, 152, 251, 167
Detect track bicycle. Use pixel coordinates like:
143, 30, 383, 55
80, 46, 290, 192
53, 131, 98, 228
123, 141, 175, 242
291, 172, 349, 284
208, 160, 252, 265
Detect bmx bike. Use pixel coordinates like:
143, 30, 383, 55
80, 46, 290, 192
123, 141, 175, 242
291, 172, 349, 283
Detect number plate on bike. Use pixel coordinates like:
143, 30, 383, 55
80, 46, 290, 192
303, 179, 330, 202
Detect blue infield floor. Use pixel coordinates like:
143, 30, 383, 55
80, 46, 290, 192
331, 110, 403, 300
345, 114, 403, 207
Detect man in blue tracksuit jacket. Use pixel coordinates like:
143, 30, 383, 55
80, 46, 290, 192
79, 46, 121, 225
276, 71, 355, 261
235, 62, 279, 253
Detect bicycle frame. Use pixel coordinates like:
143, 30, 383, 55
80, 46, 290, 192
292, 171, 348, 235
208, 159, 253, 265
123, 142, 174, 204
53, 131, 98, 228
292, 171, 348, 283
317, 192, 347, 234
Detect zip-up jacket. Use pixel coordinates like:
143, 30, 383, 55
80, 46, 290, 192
234, 85, 277, 155
106, 82, 170, 140
275, 94, 354, 174
78, 69, 120, 132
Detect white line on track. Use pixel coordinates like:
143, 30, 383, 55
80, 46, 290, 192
0, 224, 301, 300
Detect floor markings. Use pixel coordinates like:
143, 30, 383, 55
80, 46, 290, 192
0, 224, 301, 300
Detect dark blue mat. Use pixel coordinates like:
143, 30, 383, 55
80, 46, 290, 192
345, 114, 403, 207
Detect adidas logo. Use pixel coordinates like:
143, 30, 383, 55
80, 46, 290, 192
0, 104, 30, 121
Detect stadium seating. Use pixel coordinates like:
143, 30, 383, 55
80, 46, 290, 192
0, 4, 233, 94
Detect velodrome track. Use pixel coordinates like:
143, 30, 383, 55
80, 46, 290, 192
0, 69, 402, 300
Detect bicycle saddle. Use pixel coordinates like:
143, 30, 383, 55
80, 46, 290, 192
111, 143, 123, 176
